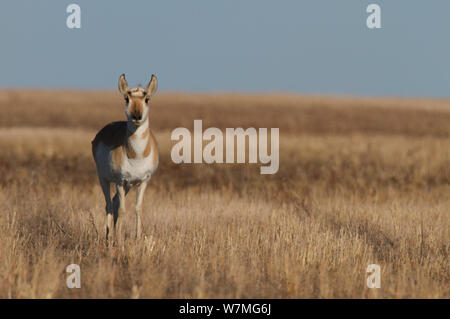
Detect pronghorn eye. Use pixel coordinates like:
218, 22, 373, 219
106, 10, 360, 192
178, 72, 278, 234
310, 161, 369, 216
145, 97, 150, 104
125, 96, 129, 104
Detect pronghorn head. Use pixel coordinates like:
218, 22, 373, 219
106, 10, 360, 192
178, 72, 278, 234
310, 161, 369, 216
118, 74, 158, 127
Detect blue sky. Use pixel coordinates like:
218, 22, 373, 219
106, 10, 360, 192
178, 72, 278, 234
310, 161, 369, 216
1, 0, 449, 97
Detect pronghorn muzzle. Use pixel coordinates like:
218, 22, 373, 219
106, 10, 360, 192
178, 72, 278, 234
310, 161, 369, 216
131, 111, 142, 122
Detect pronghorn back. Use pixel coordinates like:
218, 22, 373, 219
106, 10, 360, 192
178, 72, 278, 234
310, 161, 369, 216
91, 121, 128, 158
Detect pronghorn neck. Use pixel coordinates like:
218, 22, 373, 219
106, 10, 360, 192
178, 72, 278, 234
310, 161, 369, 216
125, 119, 151, 158
127, 118, 149, 137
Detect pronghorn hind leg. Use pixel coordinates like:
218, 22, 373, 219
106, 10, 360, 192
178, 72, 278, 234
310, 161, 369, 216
135, 180, 148, 240
99, 177, 113, 241
112, 182, 130, 220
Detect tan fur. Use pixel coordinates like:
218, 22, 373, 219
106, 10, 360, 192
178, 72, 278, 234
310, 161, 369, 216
150, 131, 158, 166
129, 97, 144, 119
141, 128, 149, 139
125, 140, 137, 159
111, 147, 123, 170
143, 135, 151, 158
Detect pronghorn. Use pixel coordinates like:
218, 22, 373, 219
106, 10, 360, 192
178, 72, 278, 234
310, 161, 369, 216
92, 74, 158, 240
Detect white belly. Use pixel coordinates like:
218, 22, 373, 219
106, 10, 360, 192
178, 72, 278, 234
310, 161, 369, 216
121, 153, 157, 184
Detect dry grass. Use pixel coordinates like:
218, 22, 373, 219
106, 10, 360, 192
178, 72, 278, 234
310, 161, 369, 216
0, 90, 448, 298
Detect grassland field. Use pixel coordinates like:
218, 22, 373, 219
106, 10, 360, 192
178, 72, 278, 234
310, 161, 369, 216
0, 90, 448, 298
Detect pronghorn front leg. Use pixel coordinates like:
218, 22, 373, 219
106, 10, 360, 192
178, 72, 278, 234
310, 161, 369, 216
135, 180, 148, 239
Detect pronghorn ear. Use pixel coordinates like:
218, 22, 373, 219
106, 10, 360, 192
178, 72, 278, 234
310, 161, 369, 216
145, 74, 158, 97
118, 74, 130, 95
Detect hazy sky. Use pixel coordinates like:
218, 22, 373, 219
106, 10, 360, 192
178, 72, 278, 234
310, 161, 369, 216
1, 0, 450, 97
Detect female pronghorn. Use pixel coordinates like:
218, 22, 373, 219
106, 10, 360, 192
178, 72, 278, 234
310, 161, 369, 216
92, 74, 158, 240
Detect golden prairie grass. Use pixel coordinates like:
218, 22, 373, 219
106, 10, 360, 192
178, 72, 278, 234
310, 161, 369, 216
0, 90, 448, 298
